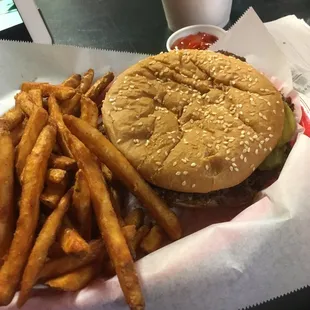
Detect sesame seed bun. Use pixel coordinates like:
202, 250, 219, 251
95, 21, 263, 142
102, 50, 285, 194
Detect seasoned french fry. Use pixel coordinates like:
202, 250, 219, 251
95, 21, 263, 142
101, 163, 114, 183
0, 122, 56, 306
60, 92, 82, 115
109, 185, 125, 227
0, 127, 15, 260
122, 225, 136, 243
125, 209, 145, 229
21, 82, 76, 101
79, 69, 94, 94
18, 189, 73, 308
39, 239, 104, 281
10, 118, 27, 147
48, 154, 77, 171
72, 170, 92, 240
15, 107, 48, 178
140, 225, 165, 254
122, 225, 137, 258
48, 95, 73, 157
85, 72, 114, 102
64, 115, 182, 241
45, 263, 101, 291
62, 74, 81, 88
0, 106, 24, 130
15, 91, 39, 116
64, 131, 144, 309
132, 225, 150, 252
46, 169, 67, 185
40, 176, 68, 209
28, 89, 43, 107
58, 216, 90, 255
80, 95, 99, 127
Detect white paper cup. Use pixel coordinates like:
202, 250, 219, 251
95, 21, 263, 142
161, 0, 232, 32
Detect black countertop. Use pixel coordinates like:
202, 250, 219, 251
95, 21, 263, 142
33, 0, 310, 55
3, 0, 310, 309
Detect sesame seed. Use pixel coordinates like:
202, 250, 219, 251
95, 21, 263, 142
273, 110, 276, 114
234, 167, 239, 172
116, 139, 122, 143
205, 164, 209, 171
191, 163, 197, 167
156, 161, 161, 166
182, 181, 187, 186
172, 138, 176, 143
240, 141, 244, 145
230, 166, 234, 172
226, 150, 231, 154
172, 161, 177, 166
138, 122, 143, 126
157, 149, 161, 154
269, 147, 273, 151
267, 127, 272, 131
240, 154, 244, 160
269, 134, 273, 138
183, 171, 188, 175
176, 171, 181, 176
145, 140, 150, 146
232, 163, 237, 167
192, 184, 196, 188
156, 116, 161, 120
181, 159, 187, 163
244, 157, 247, 163
255, 149, 259, 154
264, 148, 268, 152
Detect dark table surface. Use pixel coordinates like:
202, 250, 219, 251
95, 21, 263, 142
2, 0, 310, 309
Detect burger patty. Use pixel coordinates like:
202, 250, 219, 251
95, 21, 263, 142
153, 167, 280, 208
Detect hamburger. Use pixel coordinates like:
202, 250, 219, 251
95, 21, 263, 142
102, 49, 296, 209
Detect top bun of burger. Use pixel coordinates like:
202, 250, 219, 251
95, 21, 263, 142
102, 49, 285, 193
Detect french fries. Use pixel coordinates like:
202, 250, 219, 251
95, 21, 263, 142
58, 216, 90, 255
140, 225, 165, 254
48, 95, 73, 157
80, 95, 99, 127
72, 170, 92, 240
132, 225, 150, 252
28, 89, 43, 107
85, 72, 114, 101
21, 82, 76, 101
62, 74, 81, 88
60, 92, 82, 115
0, 106, 24, 130
0, 127, 15, 260
39, 239, 104, 281
17, 189, 73, 307
0, 122, 56, 306
46, 263, 101, 291
63, 115, 182, 241
125, 208, 145, 229
15, 107, 48, 178
48, 154, 77, 171
0, 69, 190, 309
46, 168, 67, 185
64, 131, 145, 309
10, 118, 27, 146
41, 174, 68, 208
15, 92, 38, 116
79, 69, 94, 94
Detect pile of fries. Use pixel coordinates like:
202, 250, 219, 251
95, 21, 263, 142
0, 70, 182, 309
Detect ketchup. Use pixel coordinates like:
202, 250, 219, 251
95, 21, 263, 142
171, 32, 218, 50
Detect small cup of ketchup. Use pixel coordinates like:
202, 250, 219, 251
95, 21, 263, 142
166, 24, 226, 51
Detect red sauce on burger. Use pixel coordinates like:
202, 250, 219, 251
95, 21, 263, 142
171, 32, 218, 50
